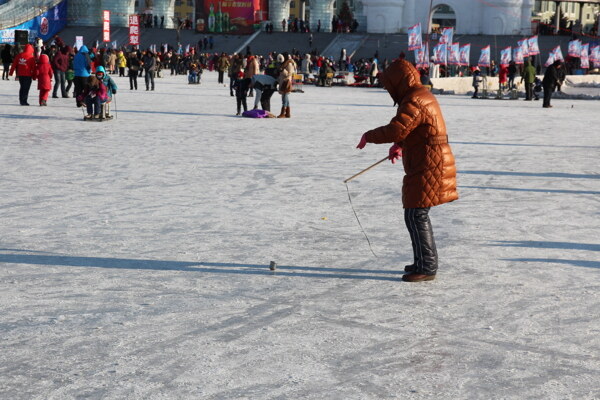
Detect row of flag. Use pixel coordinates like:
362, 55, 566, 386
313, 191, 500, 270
408, 23, 600, 70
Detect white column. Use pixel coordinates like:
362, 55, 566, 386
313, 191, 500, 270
403, 0, 416, 30
521, 0, 534, 35
270, 0, 291, 31
152, 0, 175, 28
309, 0, 335, 32
362, 0, 404, 34
101, 0, 135, 27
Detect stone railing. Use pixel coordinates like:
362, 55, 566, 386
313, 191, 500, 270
0, 0, 63, 30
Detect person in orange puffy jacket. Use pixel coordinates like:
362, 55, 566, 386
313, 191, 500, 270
9, 44, 37, 105
36, 54, 53, 106
356, 59, 458, 282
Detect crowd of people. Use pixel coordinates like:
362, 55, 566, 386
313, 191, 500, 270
1, 30, 587, 117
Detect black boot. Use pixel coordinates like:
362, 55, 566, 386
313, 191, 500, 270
404, 208, 438, 276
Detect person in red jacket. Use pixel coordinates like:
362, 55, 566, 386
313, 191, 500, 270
51, 45, 69, 98
36, 54, 53, 106
9, 44, 37, 106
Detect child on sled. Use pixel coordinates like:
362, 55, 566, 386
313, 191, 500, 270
77, 75, 108, 120
188, 62, 202, 84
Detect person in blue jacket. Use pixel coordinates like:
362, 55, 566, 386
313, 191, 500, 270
73, 45, 91, 107
95, 66, 117, 118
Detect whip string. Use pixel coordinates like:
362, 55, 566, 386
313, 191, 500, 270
345, 181, 378, 259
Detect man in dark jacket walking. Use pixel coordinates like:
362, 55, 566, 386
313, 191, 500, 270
142, 50, 156, 91
542, 60, 562, 108
1, 44, 13, 80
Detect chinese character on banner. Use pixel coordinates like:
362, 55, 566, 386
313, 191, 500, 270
513, 47, 524, 64
103, 10, 110, 42
568, 40, 582, 58
414, 43, 428, 69
553, 46, 564, 62
459, 44, 471, 67
500, 47, 511, 67
591, 45, 600, 67
518, 39, 529, 57
407, 23, 422, 51
439, 27, 453, 46
433, 43, 447, 65
527, 35, 540, 55
448, 43, 460, 65
581, 44, 589, 69
478, 45, 491, 68
129, 15, 140, 46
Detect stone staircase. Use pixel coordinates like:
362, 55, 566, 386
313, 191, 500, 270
321, 33, 367, 60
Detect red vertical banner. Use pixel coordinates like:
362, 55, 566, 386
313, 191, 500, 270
129, 15, 140, 46
102, 10, 111, 42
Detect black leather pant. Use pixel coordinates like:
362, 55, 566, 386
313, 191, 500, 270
404, 207, 438, 275
543, 84, 553, 107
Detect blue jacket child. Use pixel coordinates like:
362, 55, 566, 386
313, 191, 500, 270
95, 66, 117, 100
94, 66, 118, 118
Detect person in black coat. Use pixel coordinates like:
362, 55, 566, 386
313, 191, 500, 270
542, 60, 562, 108
1, 44, 13, 80
127, 52, 141, 90
232, 70, 250, 115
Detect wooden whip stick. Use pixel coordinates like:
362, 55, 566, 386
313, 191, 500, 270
343, 156, 389, 183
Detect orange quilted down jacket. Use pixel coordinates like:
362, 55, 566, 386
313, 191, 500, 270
364, 59, 458, 208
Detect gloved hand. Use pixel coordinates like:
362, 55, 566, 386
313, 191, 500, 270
388, 143, 402, 164
356, 133, 367, 149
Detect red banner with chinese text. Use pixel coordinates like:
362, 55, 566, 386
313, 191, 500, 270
129, 15, 139, 46
103, 10, 110, 42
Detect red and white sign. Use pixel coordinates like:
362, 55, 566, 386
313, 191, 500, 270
129, 15, 139, 46
102, 10, 110, 42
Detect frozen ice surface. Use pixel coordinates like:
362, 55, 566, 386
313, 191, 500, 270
1, 72, 599, 399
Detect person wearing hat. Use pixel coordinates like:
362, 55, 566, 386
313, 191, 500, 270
356, 59, 458, 282
95, 66, 117, 118
232, 69, 250, 115
9, 44, 37, 105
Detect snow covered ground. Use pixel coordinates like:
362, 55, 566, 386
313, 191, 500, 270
1, 72, 599, 399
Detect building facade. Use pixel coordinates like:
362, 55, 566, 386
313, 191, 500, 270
533, 1, 600, 34
67, 0, 598, 36
267, 0, 537, 34
68, 0, 178, 28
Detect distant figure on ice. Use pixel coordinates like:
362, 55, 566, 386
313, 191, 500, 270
277, 52, 296, 118
233, 70, 250, 115
521, 59, 536, 101
542, 60, 563, 108
356, 59, 458, 282
471, 67, 483, 98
